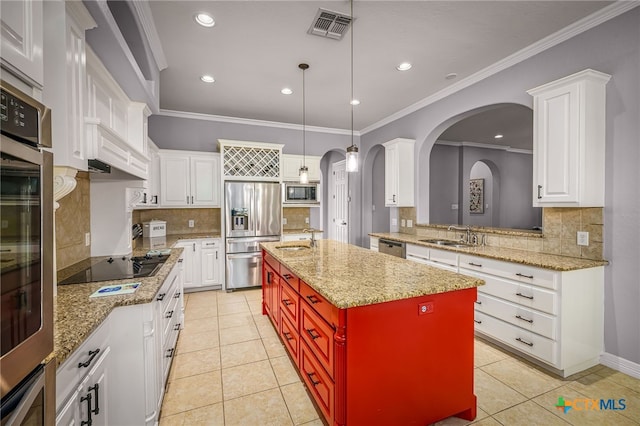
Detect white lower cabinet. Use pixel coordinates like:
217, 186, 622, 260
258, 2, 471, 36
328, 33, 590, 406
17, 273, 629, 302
174, 238, 222, 291
404, 243, 604, 377
56, 258, 184, 425
369, 236, 379, 252
56, 318, 111, 426
281, 232, 323, 242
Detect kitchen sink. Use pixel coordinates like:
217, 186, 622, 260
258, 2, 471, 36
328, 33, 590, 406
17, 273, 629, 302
418, 239, 471, 248
275, 245, 310, 251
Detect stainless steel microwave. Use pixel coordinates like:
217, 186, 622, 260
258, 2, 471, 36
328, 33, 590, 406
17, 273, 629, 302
283, 182, 319, 204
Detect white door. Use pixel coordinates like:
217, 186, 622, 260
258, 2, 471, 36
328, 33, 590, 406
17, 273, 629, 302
330, 160, 348, 244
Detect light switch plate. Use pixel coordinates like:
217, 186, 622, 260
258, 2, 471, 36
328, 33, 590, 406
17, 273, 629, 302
305, 217, 309, 224
85, 233, 91, 246
577, 231, 589, 246
188, 220, 195, 228
407, 220, 413, 228
401, 219, 406, 227
282, 218, 287, 225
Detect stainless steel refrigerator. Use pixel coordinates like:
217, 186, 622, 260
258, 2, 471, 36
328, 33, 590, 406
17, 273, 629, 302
225, 181, 281, 290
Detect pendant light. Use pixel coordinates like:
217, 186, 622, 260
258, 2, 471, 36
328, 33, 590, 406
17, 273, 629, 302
299, 63, 310, 184
345, 0, 359, 173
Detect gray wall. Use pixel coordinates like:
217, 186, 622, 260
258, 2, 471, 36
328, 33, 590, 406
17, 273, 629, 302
360, 8, 640, 365
429, 144, 460, 224
371, 148, 389, 233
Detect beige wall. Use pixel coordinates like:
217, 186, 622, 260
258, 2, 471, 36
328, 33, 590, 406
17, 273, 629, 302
401, 206, 604, 260
133, 208, 221, 235
55, 172, 91, 270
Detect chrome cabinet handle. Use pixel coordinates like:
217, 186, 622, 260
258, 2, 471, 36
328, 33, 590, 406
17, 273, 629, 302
516, 273, 534, 279
516, 337, 534, 347
515, 315, 534, 323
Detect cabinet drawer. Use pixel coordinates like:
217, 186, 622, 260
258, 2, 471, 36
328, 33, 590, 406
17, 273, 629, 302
475, 311, 557, 365
300, 340, 334, 423
280, 280, 299, 327
429, 248, 458, 268
300, 281, 338, 326
161, 295, 181, 344
264, 252, 280, 274
200, 239, 220, 249
280, 314, 300, 367
475, 293, 556, 340
280, 265, 300, 292
157, 264, 180, 312
406, 244, 429, 264
460, 254, 557, 290
56, 319, 110, 409
300, 302, 334, 379
470, 271, 557, 315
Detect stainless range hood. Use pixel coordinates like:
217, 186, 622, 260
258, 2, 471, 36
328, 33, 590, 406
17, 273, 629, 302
88, 159, 111, 173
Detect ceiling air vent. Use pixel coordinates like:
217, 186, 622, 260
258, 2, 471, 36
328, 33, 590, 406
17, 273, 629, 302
308, 8, 352, 40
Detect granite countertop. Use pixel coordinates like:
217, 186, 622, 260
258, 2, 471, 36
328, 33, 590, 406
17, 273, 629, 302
52, 247, 184, 367
370, 232, 608, 271
261, 239, 483, 309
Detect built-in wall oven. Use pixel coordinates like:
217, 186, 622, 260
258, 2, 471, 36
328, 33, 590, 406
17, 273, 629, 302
0, 80, 55, 424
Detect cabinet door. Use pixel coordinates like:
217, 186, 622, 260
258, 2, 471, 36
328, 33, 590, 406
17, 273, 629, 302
281, 154, 301, 181
160, 155, 190, 206
307, 157, 322, 181
384, 144, 399, 206
78, 347, 111, 426
1, 0, 44, 87
190, 156, 219, 206
175, 241, 200, 289
56, 388, 81, 425
532, 83, 580, 205
201, 247, 220, 286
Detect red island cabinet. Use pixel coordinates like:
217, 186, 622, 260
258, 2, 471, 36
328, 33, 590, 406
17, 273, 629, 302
262, 250, 477, 425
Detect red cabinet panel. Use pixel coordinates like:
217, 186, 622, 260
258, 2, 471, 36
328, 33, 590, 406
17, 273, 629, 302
300, 301, 334, 379
279, 313, 300, 367
300, 280, 338, 326
280, 265, 300, 292
262, 261, 279, 328
279, 279, 299, 327
301, 340, 334, 422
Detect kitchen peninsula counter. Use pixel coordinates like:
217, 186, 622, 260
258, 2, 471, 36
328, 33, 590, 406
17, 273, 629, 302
52, 247, 183, 367
260, 239, 482, 425
370, 232, 608, 271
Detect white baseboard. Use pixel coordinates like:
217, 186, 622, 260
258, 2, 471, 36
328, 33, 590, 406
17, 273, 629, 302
600, 352, 640, 379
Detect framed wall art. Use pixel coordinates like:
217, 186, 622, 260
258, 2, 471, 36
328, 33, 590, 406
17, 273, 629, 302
469, 178, 484, 214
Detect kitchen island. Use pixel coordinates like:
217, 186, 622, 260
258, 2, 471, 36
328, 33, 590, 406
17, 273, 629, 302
260, 239, 484, 426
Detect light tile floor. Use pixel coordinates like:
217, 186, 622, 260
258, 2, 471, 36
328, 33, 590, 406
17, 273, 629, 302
160, 289, 640, 425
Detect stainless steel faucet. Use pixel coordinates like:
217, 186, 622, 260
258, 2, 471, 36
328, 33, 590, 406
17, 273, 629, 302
303, 228, 318, 247
447, 225, 471, 244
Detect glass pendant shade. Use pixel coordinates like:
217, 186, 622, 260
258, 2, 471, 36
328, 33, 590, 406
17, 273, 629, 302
299, 165, 309, 184
346, 145, 359, 173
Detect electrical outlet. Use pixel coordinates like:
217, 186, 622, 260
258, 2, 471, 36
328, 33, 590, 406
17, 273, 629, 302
391, 218, 398, 226
188, 220, 195, 228
407, 220, 413, 228
305, 217, 309, 224
282, 218, 287, 225
85, 233, 91, 246
401, 219, 406, 227
577, 231, 589, 246
451, 204, 459, 210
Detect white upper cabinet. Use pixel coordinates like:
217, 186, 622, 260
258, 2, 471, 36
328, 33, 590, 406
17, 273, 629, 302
527, 69, 611, 207
159, 150, 220, 207
383, 138, 415, 207
1, 0, 44, 88
43, 1, 96, 171
281, 154, 321, 181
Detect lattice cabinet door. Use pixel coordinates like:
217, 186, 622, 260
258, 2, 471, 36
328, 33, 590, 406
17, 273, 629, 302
219, 140, 284, 181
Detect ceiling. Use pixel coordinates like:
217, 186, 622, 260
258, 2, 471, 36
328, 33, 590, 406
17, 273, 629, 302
149, 1, 612, 132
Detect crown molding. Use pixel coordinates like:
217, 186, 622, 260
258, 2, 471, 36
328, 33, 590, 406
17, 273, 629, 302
360, 1, 639, 135
130, 1, 168, 71
436, 140, 532, 154
158, 109, 360, 137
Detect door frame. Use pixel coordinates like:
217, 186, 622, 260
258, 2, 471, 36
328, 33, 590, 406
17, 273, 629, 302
329, 160, 348, 243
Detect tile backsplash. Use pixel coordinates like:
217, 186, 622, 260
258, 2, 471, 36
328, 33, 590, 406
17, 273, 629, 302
56, 172, 91, 270
401, 206, 604, 260
283, 207, 310, 230
133, 208, 221, 235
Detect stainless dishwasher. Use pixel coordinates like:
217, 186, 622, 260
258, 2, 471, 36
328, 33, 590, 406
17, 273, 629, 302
378, 238, 406, 258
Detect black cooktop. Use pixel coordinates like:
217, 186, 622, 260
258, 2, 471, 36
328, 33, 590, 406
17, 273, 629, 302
58, 254, 167, 285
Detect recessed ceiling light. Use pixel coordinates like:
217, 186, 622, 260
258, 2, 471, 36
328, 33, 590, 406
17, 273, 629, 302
396, 62, 412, 71
281, 88, 293, 95
494, 134, 504, 139
350, 99, 360, 106
445, 73, 458, 80
195, 13, 215, 27
200, 75, 215, 83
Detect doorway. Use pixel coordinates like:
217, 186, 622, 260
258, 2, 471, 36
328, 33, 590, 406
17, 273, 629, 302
329, 160, 348, 243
